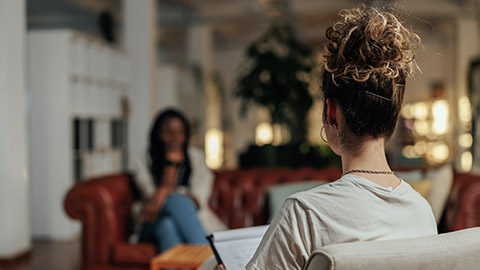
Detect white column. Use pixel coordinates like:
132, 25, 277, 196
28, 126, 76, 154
0, 0, 31, 258
187, 26, 219, 137
123, 0, 158, 169
158, 65, 179, 109
187, 26, 224, 168
187, 26, 211, 141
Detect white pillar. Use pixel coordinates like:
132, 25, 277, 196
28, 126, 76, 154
187, 26, 225, 168
0, 0, 31, 258
123, 0, 158, 169
188, 26, 214, 79
187, 26, 216, 139
158, 65, 179, 109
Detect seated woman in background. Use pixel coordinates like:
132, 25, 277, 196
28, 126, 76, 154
132, 109, 226, 252
246, 5, 437, 270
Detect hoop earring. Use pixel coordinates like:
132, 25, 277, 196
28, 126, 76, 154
320, 126, 328, 143
321, 125, 339, 144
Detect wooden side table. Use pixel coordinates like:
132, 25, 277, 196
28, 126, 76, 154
150, 244, 213, 270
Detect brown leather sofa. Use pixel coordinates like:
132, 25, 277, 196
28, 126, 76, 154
64, 168, 480, 270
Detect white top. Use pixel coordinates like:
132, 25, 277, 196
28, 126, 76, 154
130, 148, 227, 242
246, 174, 438, 270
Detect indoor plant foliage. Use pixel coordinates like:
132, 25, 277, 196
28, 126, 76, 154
235, 22, 316, 143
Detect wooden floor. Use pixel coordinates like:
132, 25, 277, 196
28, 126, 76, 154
0, 239, 80, 270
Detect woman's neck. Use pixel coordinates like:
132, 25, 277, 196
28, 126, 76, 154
342, 137, 390, 171
341, 137, 400, 188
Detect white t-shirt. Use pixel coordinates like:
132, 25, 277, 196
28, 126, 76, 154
246, 174, 438, 270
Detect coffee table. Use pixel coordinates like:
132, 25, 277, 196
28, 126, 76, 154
150, 244, 213, 270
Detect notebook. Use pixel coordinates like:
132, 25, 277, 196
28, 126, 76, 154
207, 225, 269, 270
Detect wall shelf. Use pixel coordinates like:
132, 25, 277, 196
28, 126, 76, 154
28, 30, 130, 240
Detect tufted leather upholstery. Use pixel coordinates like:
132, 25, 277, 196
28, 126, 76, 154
64, 168, 480, 270
209, 167, 342, 228
64, 174, 156, 270
442, 172, 480, 232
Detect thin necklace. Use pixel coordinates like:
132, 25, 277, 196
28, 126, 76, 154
342, 169, 395, 176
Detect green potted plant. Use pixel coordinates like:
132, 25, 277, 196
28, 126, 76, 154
235, 22, 341, 168
235, 22, 316, 143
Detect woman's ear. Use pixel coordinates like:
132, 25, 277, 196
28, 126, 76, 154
326, 99, 337, 127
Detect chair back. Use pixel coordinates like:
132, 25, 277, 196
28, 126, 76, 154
305, 227, 480, 270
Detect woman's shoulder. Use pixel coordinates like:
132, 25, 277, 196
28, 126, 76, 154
285, 177, 357, 211
291, 177, 352, 197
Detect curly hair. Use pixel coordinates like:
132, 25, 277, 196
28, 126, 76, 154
322, 5, 420, 153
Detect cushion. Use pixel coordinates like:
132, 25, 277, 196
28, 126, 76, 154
267, 181, 326, 222
425, 164, 453, 223
397, 165, 453, 224
305, 227, 480, 270
395, 169, 423, 181
404, 179, 434, 198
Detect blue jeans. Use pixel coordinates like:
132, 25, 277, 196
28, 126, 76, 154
138, 193, 207, 252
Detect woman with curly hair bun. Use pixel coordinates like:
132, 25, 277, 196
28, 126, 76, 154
246, 6, 437, 270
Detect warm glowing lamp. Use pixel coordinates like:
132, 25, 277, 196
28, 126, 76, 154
414, 120, 429, 136
205, 129, 223, 170
413, 102, 428, 120
402, 145, 418, 159
431, 142, 449, 163
431, 99, 449, 135
255, 123, 273, 146
461, 151, 473, 172
401, 103, 414, 119
414, 141, 427, 155
458, 96, 472, 124
459, 133, 473, 148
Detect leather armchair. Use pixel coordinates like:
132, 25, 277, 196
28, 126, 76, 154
64, 174, 155, 270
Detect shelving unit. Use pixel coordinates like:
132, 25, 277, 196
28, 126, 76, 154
28, 30, 129, 239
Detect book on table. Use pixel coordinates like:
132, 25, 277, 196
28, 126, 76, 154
207, 225, 269, 270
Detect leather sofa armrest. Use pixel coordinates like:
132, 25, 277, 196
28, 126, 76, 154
443, 172, 480, 232
64, 173, 136, 269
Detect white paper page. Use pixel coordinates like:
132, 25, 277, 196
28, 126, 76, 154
213, 225, 269, 242
212, 225, 269, 270
215, 235, 264, 270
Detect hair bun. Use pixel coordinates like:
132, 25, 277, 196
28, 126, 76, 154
324, 5, 420, 83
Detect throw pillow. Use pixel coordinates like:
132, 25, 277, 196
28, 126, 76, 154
404, 179, 434, 198
425, 164, 453, 223
395, 170, 424, 181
